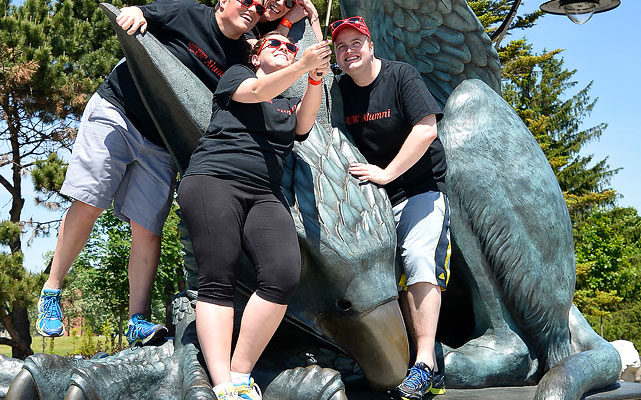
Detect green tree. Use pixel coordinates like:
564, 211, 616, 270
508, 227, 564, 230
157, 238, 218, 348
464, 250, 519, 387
469, 0, 542, 40
574, 207, 641, 335
73, 208, 131, 349
501, 44, 617, 222
153, 202, 185, 337
0, 220, 44, 357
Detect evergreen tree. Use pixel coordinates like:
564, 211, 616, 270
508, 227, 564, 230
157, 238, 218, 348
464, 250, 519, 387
468, 0, 542, 39
501, 43, 617, 222
0, 220, 44, 357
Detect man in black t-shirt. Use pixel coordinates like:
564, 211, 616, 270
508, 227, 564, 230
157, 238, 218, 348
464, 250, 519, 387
37, 0, 262, 348
332, 17, 450, 399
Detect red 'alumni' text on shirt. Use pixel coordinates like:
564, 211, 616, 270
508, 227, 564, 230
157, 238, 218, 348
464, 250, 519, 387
188, 41, 225, 78
345, 108, 392, 125
277, 104, 297, 115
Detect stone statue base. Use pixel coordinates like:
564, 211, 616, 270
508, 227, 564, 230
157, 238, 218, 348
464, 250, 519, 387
345, 382, 641, 399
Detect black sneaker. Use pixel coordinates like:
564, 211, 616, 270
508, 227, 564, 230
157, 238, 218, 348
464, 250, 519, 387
389, 362, 433, 400
429, 369, 445, 395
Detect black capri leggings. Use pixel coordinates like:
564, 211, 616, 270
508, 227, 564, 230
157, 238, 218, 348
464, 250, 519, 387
177, 175, 301, 306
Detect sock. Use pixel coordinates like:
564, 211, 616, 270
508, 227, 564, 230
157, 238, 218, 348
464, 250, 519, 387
230, 371, 251, 386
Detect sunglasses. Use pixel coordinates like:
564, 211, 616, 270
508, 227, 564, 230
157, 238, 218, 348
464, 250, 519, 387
330, 16, 365, 33
284, 0, 297, 9
258, 38, 299, 56
236, 0, 266, 16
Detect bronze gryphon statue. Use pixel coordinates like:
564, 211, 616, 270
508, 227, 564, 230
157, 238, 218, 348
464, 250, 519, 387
1, 1, 622, 400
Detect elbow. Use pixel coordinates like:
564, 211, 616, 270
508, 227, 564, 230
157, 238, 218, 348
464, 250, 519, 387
422, 126, 437, 146
296, 123, 314, 135
253, 90, 272, 103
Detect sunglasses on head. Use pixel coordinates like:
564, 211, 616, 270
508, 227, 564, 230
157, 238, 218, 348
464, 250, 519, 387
258, 38, 299, 56
236, 0, 266, 16
330, 16, 365, 33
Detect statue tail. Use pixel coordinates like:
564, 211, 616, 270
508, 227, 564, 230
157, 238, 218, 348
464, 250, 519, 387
534, 305, 621, 400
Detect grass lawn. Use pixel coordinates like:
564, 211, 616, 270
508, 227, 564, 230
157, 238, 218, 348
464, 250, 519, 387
0, 335, 118, 357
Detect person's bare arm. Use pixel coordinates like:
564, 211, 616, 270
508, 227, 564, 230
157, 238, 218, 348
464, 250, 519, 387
232, 41, 331, 103
295, 64, 330, 134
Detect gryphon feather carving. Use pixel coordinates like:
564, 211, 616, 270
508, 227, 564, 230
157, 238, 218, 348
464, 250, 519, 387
1, 1, 621, 400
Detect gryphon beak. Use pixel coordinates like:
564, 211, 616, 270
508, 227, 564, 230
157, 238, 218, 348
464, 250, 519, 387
316, 299, 409, 391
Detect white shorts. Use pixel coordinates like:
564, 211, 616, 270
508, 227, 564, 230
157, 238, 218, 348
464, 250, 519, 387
393, 191, 451, 290
61, 93, 177, 236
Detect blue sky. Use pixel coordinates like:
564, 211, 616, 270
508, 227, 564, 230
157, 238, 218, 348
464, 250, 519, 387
2, 0, 639, 273
518, 0, 641, 212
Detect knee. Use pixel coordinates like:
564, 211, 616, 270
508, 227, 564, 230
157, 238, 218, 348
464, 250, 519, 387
131, 221, 161, 242
197, 279, 236, 307
256, 263, 301, 305
71, 200, 103, 221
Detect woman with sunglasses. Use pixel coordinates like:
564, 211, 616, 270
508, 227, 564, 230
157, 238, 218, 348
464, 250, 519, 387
252, 0, 323, 41
178, 33, 331, 400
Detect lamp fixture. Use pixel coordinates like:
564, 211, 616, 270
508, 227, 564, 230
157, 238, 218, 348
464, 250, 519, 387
540, 0, 620, 24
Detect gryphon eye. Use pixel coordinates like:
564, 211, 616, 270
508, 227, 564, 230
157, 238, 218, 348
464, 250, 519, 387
336, 299, 352, 311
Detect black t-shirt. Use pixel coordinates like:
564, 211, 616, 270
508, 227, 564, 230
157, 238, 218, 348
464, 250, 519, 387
185, 65, 305, 189
97, 0, 252, 148
336, 58, 446, 206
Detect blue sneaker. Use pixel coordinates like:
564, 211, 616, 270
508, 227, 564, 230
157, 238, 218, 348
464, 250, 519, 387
36, 288, 65, 337
429, 368, 446, 395
235, 377, 262, 400
125, 313, 168, 346
389, 362, 433, 400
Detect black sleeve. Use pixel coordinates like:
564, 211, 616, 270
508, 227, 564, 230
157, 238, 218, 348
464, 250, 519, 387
213, 64, 256, 107
398, 64, 443, 125
139, 0, 187, 33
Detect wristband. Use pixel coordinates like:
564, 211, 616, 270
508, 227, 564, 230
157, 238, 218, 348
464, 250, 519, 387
279, 18, 293, 29
308, 76, 322, 86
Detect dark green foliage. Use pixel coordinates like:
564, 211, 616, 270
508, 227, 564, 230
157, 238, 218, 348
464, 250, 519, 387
469, 0, 542, 37
586, 301, 641, 351
151, 202, 185, 334
32, 152, 69, 206
72, 208, 130, 347
574, 207, 641, 336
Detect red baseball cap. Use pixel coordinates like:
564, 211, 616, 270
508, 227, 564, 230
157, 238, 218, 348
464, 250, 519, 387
330, 16, 371, 42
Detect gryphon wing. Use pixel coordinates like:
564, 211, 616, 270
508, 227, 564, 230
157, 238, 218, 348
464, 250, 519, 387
339, 0, 501, 107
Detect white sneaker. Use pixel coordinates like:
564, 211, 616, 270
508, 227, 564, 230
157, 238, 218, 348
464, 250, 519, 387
213, 382, 238, 400
235, 378, 262, 400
